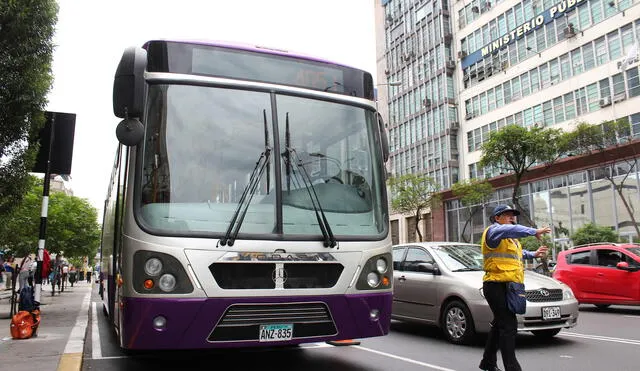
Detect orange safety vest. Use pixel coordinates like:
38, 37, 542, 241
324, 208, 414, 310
481, 226, 524, 283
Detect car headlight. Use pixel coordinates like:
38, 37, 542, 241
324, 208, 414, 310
563, 287, 574, 300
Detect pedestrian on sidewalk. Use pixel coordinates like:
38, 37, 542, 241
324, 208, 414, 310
478, 205, 551, 371
18, 254, 34, 290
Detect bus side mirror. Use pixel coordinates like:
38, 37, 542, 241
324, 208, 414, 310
377, 112, 389, 163
113, 46, 147, 146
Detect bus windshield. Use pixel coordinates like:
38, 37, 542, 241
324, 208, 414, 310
138, 84, 387, 239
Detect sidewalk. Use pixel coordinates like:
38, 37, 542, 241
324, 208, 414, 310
0, 281, 92, 371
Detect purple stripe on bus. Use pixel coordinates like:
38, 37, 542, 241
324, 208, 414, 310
142, 39, 360, 70
120, 292, 391, 349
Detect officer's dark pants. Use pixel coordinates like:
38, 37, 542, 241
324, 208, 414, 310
480, 281, 522, 371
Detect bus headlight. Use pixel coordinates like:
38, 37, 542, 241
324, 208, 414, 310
366, 272, 380, 287
158, 274, 177, 292
144, 258, 163, 276
355, 253, 392, 290
375, 258, 388, 274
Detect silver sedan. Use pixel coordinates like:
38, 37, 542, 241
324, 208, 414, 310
392, 242, 579, 344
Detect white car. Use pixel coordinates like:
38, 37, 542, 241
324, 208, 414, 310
392, 242, 579, 344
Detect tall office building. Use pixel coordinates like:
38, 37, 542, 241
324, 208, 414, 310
376, 0, 640, 245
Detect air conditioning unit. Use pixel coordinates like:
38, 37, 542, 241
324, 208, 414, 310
564, 24, 577, 38
465, 112, 474, 120
443, 33, 453, 44
446, 60, 456, 70
599, 97, 612, 107
423, 98, 432, 107
471, 5, 480, 13
458, 50, 468, 59
386, 15, 393, 23
384, 69, 390, 75
450, 121, 460, 130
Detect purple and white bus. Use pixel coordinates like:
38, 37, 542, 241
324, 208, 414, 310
100, 39, 392, 350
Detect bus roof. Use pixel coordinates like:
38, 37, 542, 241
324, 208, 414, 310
142, 39, 363, 72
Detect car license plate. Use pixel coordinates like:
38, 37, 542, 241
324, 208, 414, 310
542, 306, 561, 320
259, 324, 293, 342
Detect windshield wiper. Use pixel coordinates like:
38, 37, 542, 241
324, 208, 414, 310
452, 268, 483, 272
218, 140, 271, 247
286, 147, 337, 248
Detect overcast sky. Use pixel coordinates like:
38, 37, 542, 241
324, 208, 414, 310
46, 0, 378, 218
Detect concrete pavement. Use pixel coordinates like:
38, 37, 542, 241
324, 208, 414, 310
0, 280, 92, 371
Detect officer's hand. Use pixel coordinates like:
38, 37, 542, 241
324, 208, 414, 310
535, 226, 551, 240
534, 245, 549, 258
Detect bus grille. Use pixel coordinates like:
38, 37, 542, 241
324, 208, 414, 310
525, 288, 563, 302
208, 302, 337, 342
209, 263, 344, 289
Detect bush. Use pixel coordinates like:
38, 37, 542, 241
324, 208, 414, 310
571, 223, 618, 246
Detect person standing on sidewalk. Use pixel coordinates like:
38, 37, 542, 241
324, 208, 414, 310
18, 254, 33, 289
478, 205, 551, 371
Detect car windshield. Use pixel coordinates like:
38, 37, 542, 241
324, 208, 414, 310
628, 247, 640, 258
434, 244, 484, 271
136, 84, 387, 239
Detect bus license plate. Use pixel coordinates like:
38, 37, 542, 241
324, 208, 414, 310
259, 324, 293, 342
542, 306, 561, 320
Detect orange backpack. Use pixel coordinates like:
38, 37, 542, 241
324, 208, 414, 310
10, 310, 40, 339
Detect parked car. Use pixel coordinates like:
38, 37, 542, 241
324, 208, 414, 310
392, 242, 579, 344
533, 260, 557, 275
553, 243, 640, 308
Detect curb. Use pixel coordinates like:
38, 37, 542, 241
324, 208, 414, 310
56, 287, 91, 371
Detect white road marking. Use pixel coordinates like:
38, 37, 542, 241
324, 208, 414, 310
92, 302, 102, 359
623, 315, 640, 319
62, 289, 91, 354
353, 346, 457, 371
561, 332, 640, 346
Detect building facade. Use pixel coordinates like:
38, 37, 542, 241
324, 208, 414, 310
376, 0, 640, 245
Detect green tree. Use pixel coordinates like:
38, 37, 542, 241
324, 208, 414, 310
480, 124, 564, 226
564, 119, 640, 237
571, 223, 619, 246
451, 179, 493, 242
0, 176, 101, 259
0, 0, 59, 216
387, 174, 440, 242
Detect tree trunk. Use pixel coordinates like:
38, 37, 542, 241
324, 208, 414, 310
614, 183, 640, 239
461, 206, 480, 243
511, 174, 537, 228
415, 208, 423, 242
607, 161, 640, 239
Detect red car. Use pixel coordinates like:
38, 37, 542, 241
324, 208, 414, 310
553, 243, 640, 308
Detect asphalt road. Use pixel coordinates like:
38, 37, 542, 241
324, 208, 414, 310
83, 287, 640, 371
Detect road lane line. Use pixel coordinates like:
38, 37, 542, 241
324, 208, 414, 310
92, 302, 102, 359
57, 286, 92, 371
353, 346, 457, 371
560, 332, 640, 345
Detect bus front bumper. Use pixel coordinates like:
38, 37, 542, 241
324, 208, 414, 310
120, 292, 391, 349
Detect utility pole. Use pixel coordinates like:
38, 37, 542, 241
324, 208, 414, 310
34, 113, 56, 305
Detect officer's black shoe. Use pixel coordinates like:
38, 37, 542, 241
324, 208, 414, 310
479, 360, 502, 371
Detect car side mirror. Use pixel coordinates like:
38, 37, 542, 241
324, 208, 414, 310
616, 261, 639, 272
417, 262, 440, 275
